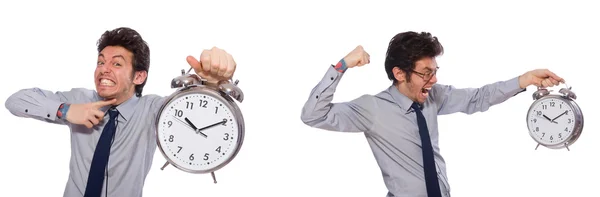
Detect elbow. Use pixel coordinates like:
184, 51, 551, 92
5, 90, 23, 115
300, 110, 315, 125
5, 91, 18, 110
300, 107, 325, 127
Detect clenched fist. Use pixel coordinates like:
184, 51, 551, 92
186, 47, 237, 84
343, 45, 371, 68
64, 99, 117, 129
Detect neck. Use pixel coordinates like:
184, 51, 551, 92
395, 83, 418, 103
109, 92, 135, 106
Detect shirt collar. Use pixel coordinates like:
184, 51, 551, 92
97, 94, 139, 122
387, 85, 423, 113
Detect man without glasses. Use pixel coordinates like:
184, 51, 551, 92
5, 27, 238, 197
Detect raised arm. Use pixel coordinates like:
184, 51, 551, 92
5, 87, 95, 125
300, 46, 376, 132
431, 77, 525, 115
432, 69, 565, 115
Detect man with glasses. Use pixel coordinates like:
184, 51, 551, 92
300, 31, 564, 197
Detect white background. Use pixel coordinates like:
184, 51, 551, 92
0, 0, 598, 196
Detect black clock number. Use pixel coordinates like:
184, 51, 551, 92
186, 101, 194, 109
215, 106, 218, 114
189, 154, 195, 161
169, 135, 174, 142
223, 133, 230, 140
564, 127, 569, 132
550, 135, 553, 140
542, 104, 547, 110
542, 132, 545, 137
177, 146, 182, 153
167, 121, 173, 128
203, 153, 210, 161
568, 119, 572, 123
537, 111, 542, 116
215, 146, 221, 153
535, 127, 539, 132
558, 133, 562, 138
199, 99, 208, 108
174, 109, 183, 117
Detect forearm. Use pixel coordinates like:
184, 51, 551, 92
436, 76, 526, 115
5, 88, 69, 124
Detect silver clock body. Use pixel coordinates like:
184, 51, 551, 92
526, 86, 583, 150
155, 69, 245, 175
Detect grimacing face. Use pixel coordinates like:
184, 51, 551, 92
394, 57, 439, 104
94, 46, 146, 104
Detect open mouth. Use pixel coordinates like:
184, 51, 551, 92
99, 78, 116, 87
421, 87, 431, 97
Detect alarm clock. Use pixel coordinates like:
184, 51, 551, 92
155, 67, 245, 183
526, 83, 583, 151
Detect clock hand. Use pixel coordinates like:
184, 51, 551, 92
196, 118, 228, 132
542, 114, 557, 124
173, 116, 208, 138
551, 110, 568, 122
183, 117, 209, 138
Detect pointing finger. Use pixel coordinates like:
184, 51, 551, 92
93, 99, 117, 108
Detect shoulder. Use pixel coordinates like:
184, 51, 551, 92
61, 88, 100, 103
138, 94, 166, 103
430, 83, 453, 100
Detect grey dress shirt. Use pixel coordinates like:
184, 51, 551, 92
300, 66, 526, 197
5, 87, 166, 197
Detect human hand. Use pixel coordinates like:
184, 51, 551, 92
186, 47, 236, 84
342, 45, 370, 68
518, 69, 565, 89
66, 99, 117, 128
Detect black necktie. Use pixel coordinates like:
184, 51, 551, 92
411, 102, 442, 197
84, 108, 119, 197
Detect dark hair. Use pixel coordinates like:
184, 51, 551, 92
384, 31, 444, 84
96, 27, 150, 97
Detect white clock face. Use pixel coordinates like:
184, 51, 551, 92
527, 98, 576, 146
157, 92, 240, 172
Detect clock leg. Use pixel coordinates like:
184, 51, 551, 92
564, 143, 570, 151
211, 171, 217, 184
535, 143, 540, 150
160, 161, 170, 170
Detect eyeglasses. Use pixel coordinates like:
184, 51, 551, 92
411, 66, 439, 81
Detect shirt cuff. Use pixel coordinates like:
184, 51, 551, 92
506, 76, 527, 96
43, 99, 64, 121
